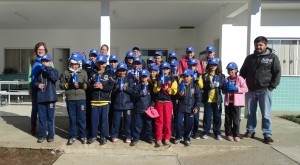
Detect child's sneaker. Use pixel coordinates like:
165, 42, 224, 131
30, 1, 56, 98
234, 137, 240, 142
88, 137, 96, 144
146, 139, 154, 144
68, 138, 76, 145
164, 140, 171, 145
130, 141, 138, 146
174, 139, 180, 144
226, 136, 234, 142
100, 137, 107, 145
156, 140, 162, 147
184, 141, 191, 146
47, 136, 54, 143
194, 135, 200, 140
201, 135, 208, 139
37, 136, 46, 143
216, 135, 223, 140
111, 138, 118, 143
125, 138, 131, 143
81, 137, 87, 144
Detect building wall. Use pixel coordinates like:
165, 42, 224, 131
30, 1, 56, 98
0, 29, 197, 72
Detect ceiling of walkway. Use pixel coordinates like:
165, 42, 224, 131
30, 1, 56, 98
0, 0, 299, 29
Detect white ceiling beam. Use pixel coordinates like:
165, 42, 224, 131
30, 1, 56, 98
224, 2, 248, 18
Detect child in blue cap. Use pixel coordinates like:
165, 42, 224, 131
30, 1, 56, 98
187, 58, 202, 139
198, 58, 225, 140
174, 69, 201, 146
34, 54, 59, 143
88, 54, 115, 145
110, 63, 135, 143
59, 52, 89, 145
131, 69, 155, 146
223, 62, 248, 142
149, 65, 159, 85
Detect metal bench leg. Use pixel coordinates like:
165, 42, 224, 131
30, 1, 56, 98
5, 96, 8, 106
63, 92, 66, 103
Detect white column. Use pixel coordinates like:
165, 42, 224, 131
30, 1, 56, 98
247, 0, 261, 55
100, 0, 111, 60
245, 0, 261, 117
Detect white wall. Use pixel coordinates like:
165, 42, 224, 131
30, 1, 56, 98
197, 11, 220, 57
197, 8, 300, 75
0, 29, 197, 72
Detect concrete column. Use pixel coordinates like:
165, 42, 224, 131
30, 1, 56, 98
100, 0, 111, 59
246, 0, 261, 55
245, 0, 261, 117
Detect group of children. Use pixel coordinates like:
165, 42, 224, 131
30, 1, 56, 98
33, 46, 248, 147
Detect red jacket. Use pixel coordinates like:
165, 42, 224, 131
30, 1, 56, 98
223, 76, 248, 107
178, 58, 203, 74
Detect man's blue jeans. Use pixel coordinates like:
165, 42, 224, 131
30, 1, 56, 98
246, 90, 272, 137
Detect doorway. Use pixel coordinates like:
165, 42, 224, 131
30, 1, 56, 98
52, 48, 70, 90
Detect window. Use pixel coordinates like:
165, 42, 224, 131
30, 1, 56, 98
140, 50, 168, 62
5, 49, 34, 74
268, 40, 300, 75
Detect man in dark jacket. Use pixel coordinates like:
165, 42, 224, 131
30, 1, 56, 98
34, 54, 59, 143
240, 36, 281, 145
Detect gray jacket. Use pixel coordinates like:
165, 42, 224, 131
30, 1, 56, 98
59, 69, 89, 101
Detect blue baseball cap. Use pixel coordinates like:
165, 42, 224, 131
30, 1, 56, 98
155, 51, 163, 56
117, 63, 128, 70
89, 49, 98, 56
168, 52, 177, 58
206, 46, 215, 52
96, 54, 107, 63
132, 46, 141, 51
170, 60, 179, 67
126, 51, 135, 58
160, 62, 170, 69
85, 60, 92, 66
208, 58, 219, 65
188, 58, 198, 65
147, 57, 155, 63
133, 57, 142, 64
140, 69, 150, 77
41, 54, 52, 61
186, 46, 195, 52
109, 54, 119, 62
226, 62, 238, 70
69, 52, 82, 63
149, 65, 159, 71
183, 69, 193, 76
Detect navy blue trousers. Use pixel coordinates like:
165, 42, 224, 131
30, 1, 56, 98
110, 110, 132, 139
66, 100, 87, 139
132, 112, 153, 142
90, 105, 109, 138
38, 102, 55, 137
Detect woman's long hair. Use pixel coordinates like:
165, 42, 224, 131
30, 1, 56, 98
31, 42, 48, 66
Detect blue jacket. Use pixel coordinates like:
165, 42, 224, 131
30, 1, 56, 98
132, 83, 155, 113
90, 68, 115, 101
34, 66, 59, 103
177, 82, 201, 113
31, 57, 42, 90
201, 74, 225, 105
112, 76, 135, 110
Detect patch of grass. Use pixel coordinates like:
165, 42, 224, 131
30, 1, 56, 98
278, 115, 300, 125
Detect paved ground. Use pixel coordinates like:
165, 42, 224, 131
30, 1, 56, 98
0, 99, 300, 164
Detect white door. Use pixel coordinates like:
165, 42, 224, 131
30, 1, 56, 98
53, 48, 70, 90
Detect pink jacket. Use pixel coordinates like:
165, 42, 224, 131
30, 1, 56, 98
224, 76, 248, 107
178, 58, 203, 74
